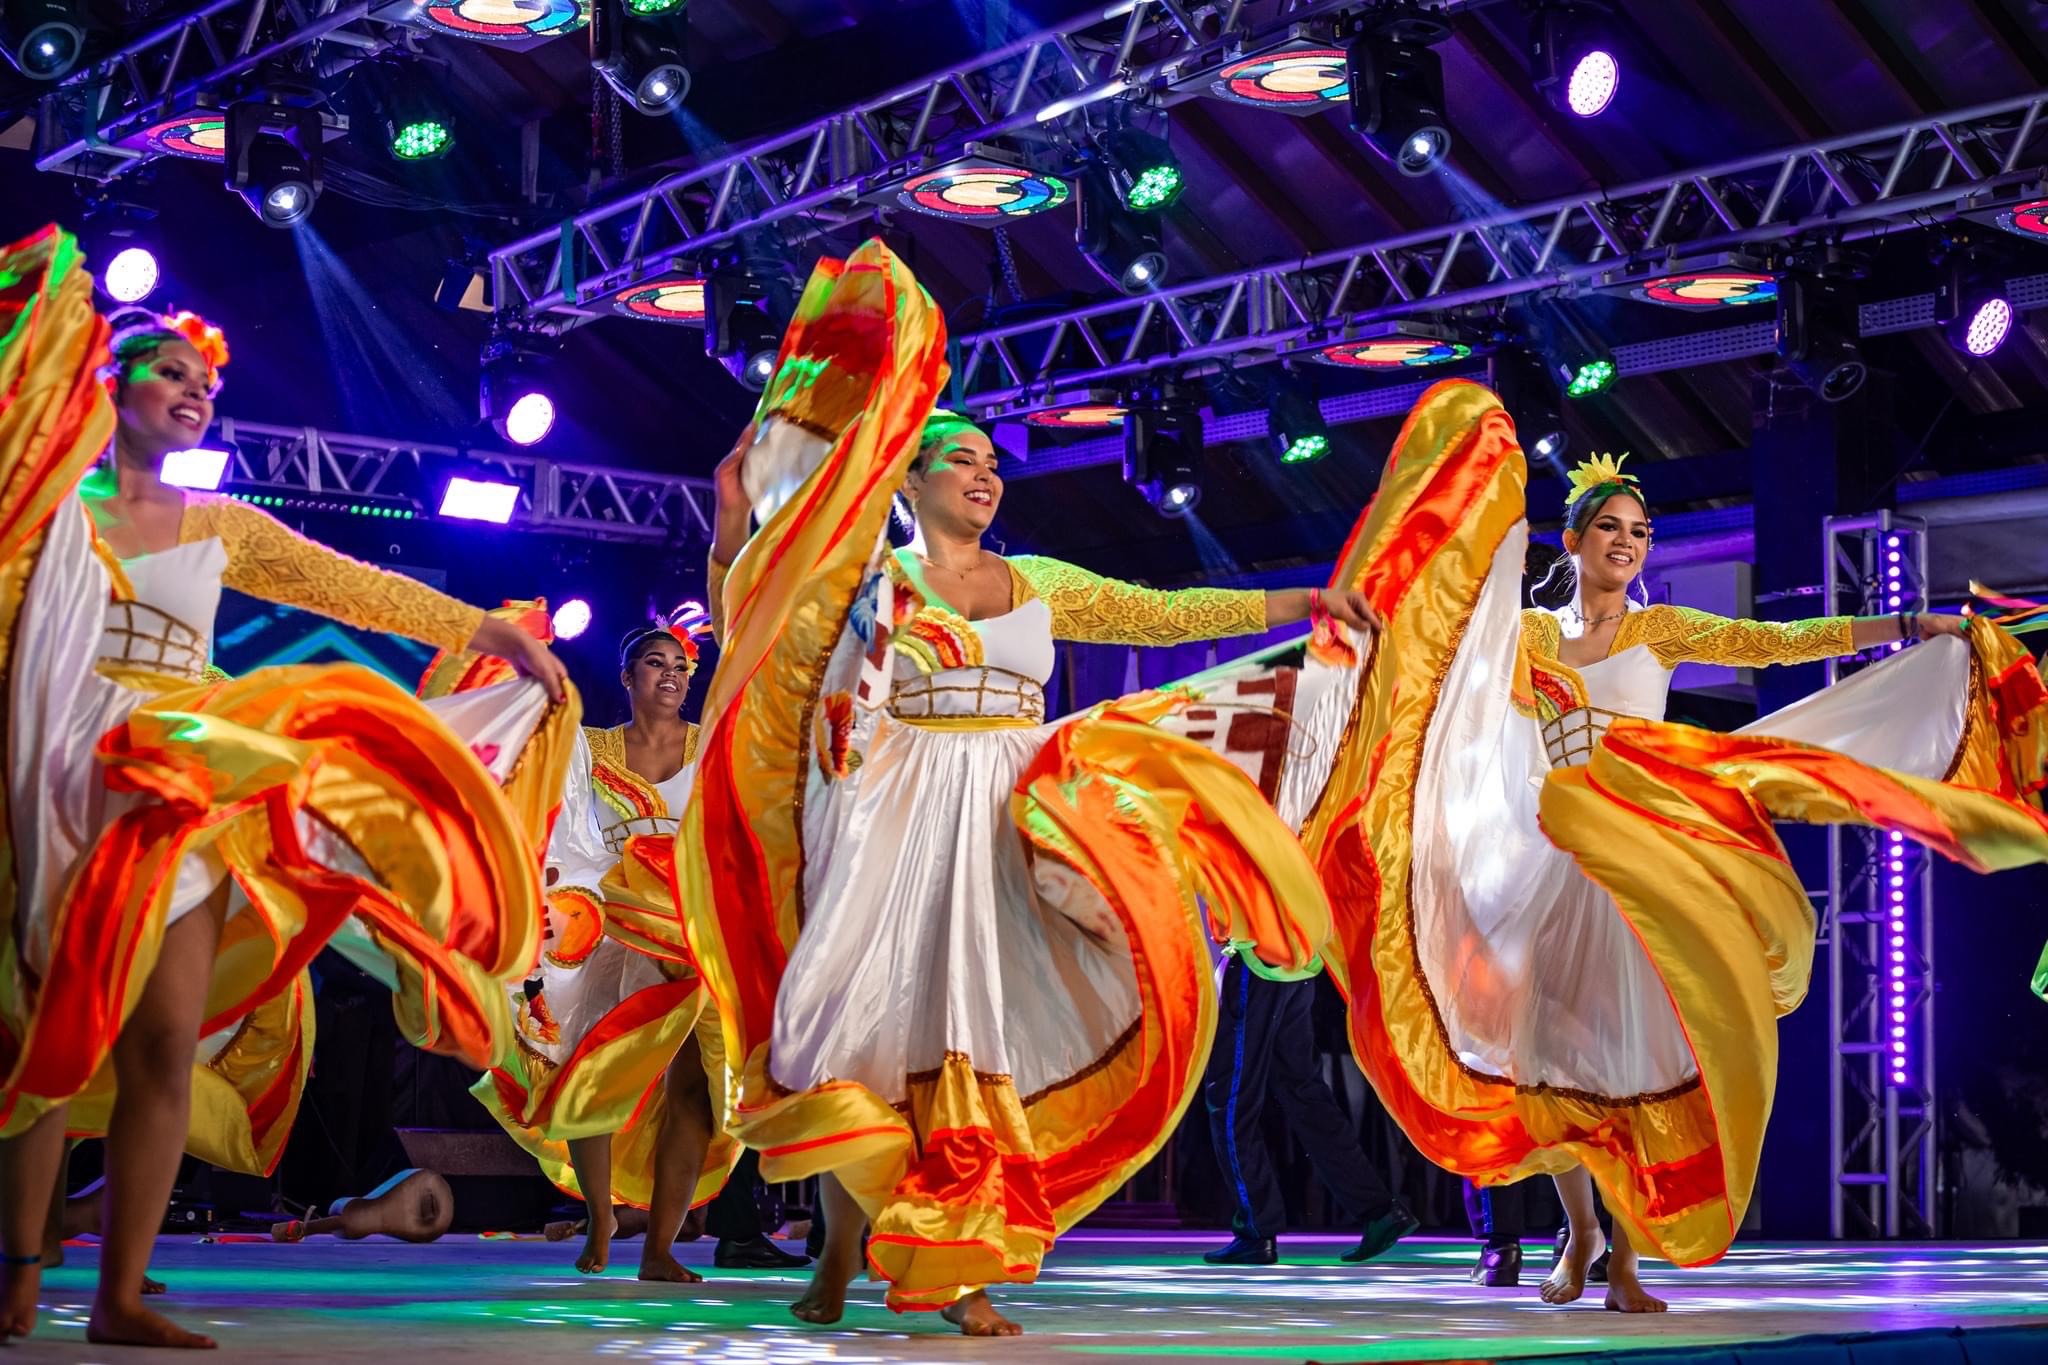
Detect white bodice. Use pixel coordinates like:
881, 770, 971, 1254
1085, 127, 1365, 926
99, 537, 226, 680
888, 598, 1053, 724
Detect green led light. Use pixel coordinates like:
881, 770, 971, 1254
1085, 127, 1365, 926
1280, 433, 1329, 464
626, 0, 683, 12
1566, 358, 1616, 398
390, 119, 452, 162
1126, 164, 1183, 211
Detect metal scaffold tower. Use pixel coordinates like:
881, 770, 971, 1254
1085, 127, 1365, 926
1821, 512, 1936, 1239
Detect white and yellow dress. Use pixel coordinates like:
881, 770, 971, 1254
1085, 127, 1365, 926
1324, 379, 2048, 1269
675, 241, 1333, 1312
0, 227, 574, 1173
464, 718, 739, 1210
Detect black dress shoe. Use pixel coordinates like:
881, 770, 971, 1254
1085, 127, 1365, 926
714, 1234, 812, 1270
1469, 1242, 1521, 1286
1202, 1234, 1278, 1265
1550, 1226, 1610, 1284
1341, 1202, 1420, 1262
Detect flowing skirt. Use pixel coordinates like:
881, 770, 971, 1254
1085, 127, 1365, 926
0, 228, 576, 1167
419, 644, 740, 1211
676, 241, 1331, 1309
1328, 379, 2048, 1267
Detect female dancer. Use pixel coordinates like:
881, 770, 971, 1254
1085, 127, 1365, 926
677, 241, 1368, 1336
1321, 382, 2048, 1312
0, 230, 574, 1349
448, 619, 741, 1281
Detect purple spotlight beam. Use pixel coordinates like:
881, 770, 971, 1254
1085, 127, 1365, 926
1962, 297, 2013, 357
103, 245, 161, 304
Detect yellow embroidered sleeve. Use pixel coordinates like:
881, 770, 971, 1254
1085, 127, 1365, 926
1637, 605, 1856, 669
1010, 554, 1269, 646
708, 556, 731, 647
185, 495, 484, 653
1519, 608, 1562, 661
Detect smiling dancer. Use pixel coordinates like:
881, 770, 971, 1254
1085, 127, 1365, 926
675, 241, 1364, 1336
0, 228, 575, 1349
1319, 381, 2048, 1311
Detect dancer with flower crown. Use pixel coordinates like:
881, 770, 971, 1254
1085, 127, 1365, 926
425, 609, 767, 1282
1318, 381, 2048, 1311
0, 229, 576, 1348
675, 241, 1389, 1336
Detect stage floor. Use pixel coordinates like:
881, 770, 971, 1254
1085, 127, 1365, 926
19, 1232, 2048, 1361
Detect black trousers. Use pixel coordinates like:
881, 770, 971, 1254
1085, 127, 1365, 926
1463, 1179, 1527, 1248
706, 1149, 767, 1242
1201, 954, 1393, 1238
1462, 1177, 1608, 1246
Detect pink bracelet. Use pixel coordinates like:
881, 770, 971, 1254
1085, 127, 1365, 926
1309, 587, 1324, 617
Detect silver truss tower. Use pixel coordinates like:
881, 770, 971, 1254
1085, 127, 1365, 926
1821, 512, 1937, 1239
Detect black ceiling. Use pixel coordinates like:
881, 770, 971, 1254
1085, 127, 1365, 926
4, 0, 2047, 585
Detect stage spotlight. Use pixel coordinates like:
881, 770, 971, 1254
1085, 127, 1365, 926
591, 0, 689, 115
1778, 272, 1867, 403
388, 114, 453, 162
1490, 346, 1568, 470
481, 332, 558, 445
1124, 406, 1202, 517
1346, 12, 1452, 176
160, 447, 231, 491
1, 0, 85, 80
1941, 255, 2017, 358
440, 474, 519, 524
1562, 356, 1614, 398
1949, 294, 2014, 357
706, 269, 791, 392
1103, 124, 1184, 213
1269, 376, 1330, 465
551, 598, 594, 639
102, 246, 160, 303
1078, 166, 1168, 294
1531, 2, 1620, 119
225, 100, 323, 229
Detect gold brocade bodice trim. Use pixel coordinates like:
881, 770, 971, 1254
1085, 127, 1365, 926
99, 599, 208, 680
585, 723, 698, 827
1522, 604, 1856, 674
889, 665, 1046, 724
1011, 554, 1268, 646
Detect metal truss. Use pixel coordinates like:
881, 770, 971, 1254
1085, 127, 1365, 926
954, 91, 2048, 415
1822, 513, 1937, 1240
33, 0, 394, 180
487, 0, 1516, 322
216, 418, 716, 544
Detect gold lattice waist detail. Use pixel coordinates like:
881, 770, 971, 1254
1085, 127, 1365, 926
1540, 704, 1640, 769
890, 666, 1046, 724
98, 600, 209, 681
603, 814, 678, 855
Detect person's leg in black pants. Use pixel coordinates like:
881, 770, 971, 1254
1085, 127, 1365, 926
1463, 1178, 1527, 1285
1202, 954, 1286, 1262
707, 1150, 808, 1269
1263, 971, 1417, 1264
1201, 956, 1414, 1265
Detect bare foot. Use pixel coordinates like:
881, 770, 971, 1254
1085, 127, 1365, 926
545, 1218, 585, 1243
143, 1274, 167, 1296
941, 1290, 1022, 1337
273, 1219, 307, 1244
87, 1299, 217, 1349
1603, 1250, 1668, 1313
1, 1259, 41, 1341
637, 1249, 704, 1284
1540, 1227, 1606, 1305
789, 1249, 857, 1325
576, 1209, 615, 1275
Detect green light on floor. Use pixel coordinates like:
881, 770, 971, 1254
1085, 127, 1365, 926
1281, 433, 1329, 464
1566, 358, 1615, 398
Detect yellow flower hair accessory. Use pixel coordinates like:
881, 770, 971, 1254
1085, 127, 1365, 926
1563, 451, 1637, 508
